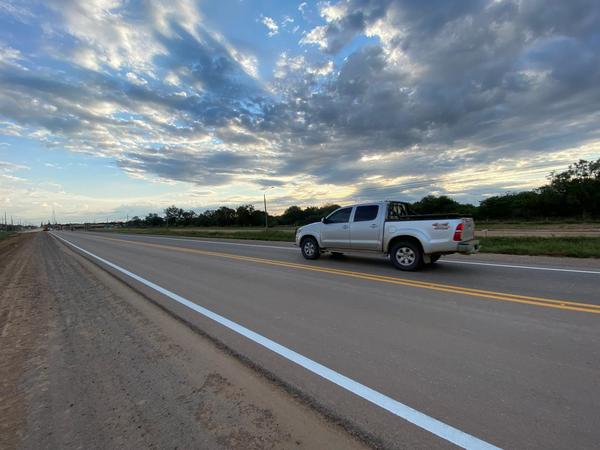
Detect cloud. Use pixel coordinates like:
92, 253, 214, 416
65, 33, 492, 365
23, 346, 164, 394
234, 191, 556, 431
0, 161, 29, 172
279, 1, 600, 186
119, 147, 262, 186
260, 15, 279, 37
300, 0, 392, 53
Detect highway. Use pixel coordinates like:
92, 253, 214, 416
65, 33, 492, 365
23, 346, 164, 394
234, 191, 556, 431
51, 231, 600, 449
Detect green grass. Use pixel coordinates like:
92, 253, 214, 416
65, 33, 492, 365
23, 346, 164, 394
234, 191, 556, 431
100, 228, 600, 258
479, 236, 600, 258
476, 220, 600, 230
0, 231, 17, 241
100, 227, 296, 242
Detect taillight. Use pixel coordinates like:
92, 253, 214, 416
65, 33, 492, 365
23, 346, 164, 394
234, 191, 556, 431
453, 223, 464, 241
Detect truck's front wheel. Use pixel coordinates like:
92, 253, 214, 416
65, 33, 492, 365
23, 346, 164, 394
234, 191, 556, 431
390, 241, 423, 271
301, 236, 320, 260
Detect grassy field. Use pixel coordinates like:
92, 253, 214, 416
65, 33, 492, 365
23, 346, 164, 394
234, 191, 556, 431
477, 237, 600, 258
0, 231, 17, 241
476, 220, 600, 230
101, 227, 295, 241
100, 227, 600, 258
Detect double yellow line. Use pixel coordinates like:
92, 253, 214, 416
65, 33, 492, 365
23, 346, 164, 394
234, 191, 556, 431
93, 235, 600, 315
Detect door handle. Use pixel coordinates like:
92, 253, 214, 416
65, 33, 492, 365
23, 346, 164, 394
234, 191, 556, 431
343, 225, 349, 229
370, 224, 377, 228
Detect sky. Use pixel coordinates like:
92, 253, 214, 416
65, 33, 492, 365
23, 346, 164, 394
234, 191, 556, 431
1, 0, 599, 224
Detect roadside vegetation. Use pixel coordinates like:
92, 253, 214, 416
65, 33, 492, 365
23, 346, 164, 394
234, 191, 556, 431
475, 220, 600, 229
0, 231, 17, 241
478, 237, 600, 258
103, 227, 295, 242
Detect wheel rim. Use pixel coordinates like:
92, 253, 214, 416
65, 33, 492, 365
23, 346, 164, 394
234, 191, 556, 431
395, 246, 415, 266
303, 241, 315, 256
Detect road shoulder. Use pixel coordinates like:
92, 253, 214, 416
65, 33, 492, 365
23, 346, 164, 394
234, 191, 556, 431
0, 233, 367, 450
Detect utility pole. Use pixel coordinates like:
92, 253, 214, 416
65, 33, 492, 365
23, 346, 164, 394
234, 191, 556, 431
263, 186, 274, 230
263, 193, 267, 229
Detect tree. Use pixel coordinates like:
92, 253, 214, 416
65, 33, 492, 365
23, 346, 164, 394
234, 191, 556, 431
180, 210, 197, 226
164, 205, 184, 226
279, 206, 304, 225
213, 206, 236, 226
145, 213, 164, 226
412, 195, 462, 214
128, 216, 143, 227
543, 159, 600, 218
236, 204, 261, 226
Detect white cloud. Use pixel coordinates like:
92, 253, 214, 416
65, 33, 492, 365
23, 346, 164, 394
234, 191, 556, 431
260, 15, 279, 37
300, 26, 327, 49
0, 44, 23, 64
307, 60, 334, 76
125, 71, 148, 86
320, 2, 347, 22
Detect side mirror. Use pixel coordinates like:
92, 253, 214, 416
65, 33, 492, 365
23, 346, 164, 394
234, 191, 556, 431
321, 217, 327, 224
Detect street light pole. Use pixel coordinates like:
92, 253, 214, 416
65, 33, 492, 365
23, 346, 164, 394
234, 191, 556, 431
264, 193, 268, 229
263, 186, 274, 230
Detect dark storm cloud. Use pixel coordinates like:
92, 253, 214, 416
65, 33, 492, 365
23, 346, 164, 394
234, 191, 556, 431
119, 147, 259, 185
276, 0, 600, 184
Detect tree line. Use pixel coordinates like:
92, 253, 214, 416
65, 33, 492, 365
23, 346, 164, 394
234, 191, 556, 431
124, 158, 600, 227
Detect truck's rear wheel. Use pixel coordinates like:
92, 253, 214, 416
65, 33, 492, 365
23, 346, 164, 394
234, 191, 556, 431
390, 241, 423, 271
301, 236, 320, 260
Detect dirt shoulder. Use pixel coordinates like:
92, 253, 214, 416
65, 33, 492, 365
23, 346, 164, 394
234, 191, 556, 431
0, 233, 367, 450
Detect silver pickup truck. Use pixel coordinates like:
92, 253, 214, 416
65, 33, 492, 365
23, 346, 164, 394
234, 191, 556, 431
295, 200, 479, 271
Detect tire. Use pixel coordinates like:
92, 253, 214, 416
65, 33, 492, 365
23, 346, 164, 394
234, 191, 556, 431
301, 236, 320, 260
331, 252, 344, 258
390, 241, 423, 271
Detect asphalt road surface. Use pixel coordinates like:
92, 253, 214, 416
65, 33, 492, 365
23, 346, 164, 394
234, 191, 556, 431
49, 231, 599, 449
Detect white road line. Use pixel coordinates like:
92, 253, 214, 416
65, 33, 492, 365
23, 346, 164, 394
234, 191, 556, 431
52, 233, 499, 450
441, 259, 600, 275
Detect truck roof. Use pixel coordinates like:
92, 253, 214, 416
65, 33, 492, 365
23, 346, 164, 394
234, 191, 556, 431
341, 200, 408, 207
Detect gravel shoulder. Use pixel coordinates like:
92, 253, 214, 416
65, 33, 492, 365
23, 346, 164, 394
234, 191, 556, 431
0, 232, 367, 450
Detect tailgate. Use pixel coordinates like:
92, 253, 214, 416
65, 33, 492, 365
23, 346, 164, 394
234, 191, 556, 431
462, 218, 475, 240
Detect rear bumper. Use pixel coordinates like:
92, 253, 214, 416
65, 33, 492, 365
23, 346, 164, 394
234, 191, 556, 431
457, 239, 480, 254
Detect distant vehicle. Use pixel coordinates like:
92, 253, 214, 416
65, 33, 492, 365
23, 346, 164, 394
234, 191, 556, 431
295, 200, 479, 271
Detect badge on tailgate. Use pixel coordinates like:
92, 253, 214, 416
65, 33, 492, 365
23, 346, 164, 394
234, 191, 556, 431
432, 222, 450, 230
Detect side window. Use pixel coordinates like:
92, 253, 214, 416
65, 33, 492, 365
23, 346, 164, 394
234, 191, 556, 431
354, 205, 379, 222
326, 207, 352, 224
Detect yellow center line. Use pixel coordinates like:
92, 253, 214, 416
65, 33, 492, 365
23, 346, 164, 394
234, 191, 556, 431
83, 234, 600, 315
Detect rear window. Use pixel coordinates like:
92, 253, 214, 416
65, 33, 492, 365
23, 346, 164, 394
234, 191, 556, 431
387, 202, 409, 220
354, 205, 379, 222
